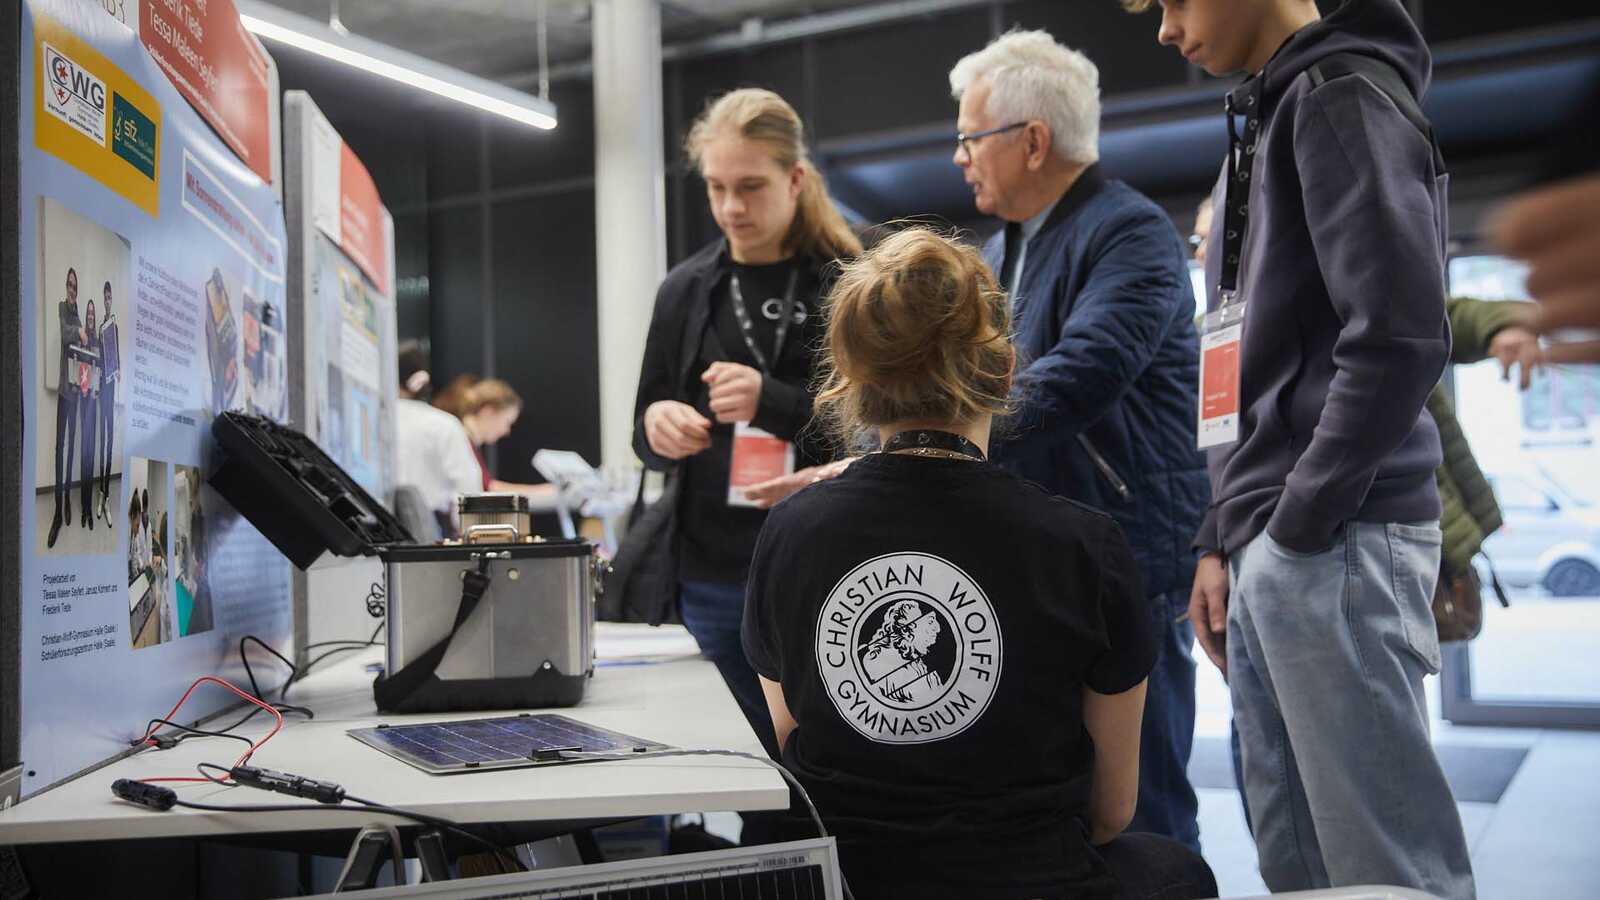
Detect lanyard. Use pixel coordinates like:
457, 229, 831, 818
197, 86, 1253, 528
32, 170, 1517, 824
1217, 77, 1263, 305
882, 429, 986, 461
728, 268, 799, 375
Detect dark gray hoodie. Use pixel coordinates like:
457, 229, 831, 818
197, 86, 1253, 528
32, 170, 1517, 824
1197, 0, 1451, 556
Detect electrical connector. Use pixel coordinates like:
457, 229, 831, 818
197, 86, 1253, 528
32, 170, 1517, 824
111, 779, 177, 811
230, 765, 346, 804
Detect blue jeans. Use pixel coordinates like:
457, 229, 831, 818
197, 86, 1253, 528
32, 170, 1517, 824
679, 580, 779, 760
1128, 590, 1201, 852
1227, 523, 1475, 899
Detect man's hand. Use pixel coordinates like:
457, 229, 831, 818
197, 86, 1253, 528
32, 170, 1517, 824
643, 400, 711, 460
1190, 553, 1230, 678
702, 362, 762, 424
1491, 173, 1600, 364
1487, 326, 1544, 391
742, 457, 858, 509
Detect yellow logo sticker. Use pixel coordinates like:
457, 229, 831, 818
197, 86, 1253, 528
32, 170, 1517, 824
33, 10, 162, 217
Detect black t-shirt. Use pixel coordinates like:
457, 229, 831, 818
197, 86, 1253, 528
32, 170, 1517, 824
742, 453, 1154, 899
679, 259, 821, 583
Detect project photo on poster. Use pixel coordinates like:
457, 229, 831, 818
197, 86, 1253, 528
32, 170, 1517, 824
34, 197, 129, 557
15, 0, 292, 794
125, 456, 170, 650
172, 463, 215, 639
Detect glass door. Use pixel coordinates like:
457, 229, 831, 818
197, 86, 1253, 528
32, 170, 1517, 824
1440, 254, 1600, 728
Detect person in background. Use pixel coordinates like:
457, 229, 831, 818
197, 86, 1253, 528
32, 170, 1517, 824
1432, 298, 1542, 610
949, 29, 1209, 850
49, 267, 84, 548
394, 341, 482, 535
1491, 172, 1600, 363
430, 373, 477, 420
450, 377, 557, 502
96, 281, 121, 525
626, 88, 861, 764
743, 227, 1216, 900
78, 298, 100, 532
1190, 196, 1212, 265
1132, 0, 1473, 894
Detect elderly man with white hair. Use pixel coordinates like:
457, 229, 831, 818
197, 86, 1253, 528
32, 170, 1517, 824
950, 29, 1210, 852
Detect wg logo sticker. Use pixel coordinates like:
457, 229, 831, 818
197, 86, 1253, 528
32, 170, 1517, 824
815, 553, 1002, 744
43, 43, 107, 145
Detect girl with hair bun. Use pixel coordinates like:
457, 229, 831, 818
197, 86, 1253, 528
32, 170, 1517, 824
623, 88, 861, 762
741, 228, 1215, 899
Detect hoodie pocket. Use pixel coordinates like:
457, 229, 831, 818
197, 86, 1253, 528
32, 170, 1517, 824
1077, 434, 1132, 503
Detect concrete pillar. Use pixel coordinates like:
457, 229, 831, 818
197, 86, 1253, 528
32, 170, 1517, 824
592, 0, 666, 468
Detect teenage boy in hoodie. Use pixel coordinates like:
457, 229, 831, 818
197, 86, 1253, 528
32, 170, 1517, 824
1124, 1, 1474, 897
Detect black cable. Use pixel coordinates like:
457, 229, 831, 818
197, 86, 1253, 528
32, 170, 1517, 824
167, 795, 513, 860
240, 635, 295, 702
136, 718, 255, 751
196, 761, 233, 787
234, 635, 315, 721
365, 580, 387, 619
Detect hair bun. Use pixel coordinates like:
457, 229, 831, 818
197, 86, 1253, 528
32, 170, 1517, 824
816, 227, 1014, 441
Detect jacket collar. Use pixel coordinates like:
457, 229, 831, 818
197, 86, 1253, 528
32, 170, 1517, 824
1033, 163, 1107, 240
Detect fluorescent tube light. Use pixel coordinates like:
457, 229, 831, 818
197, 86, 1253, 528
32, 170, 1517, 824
236, 1, 557, 130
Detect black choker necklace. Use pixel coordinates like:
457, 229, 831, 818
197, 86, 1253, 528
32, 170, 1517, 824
882, 429, 985, 461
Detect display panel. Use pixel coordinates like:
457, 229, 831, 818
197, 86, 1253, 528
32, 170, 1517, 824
13, 0, 292, 796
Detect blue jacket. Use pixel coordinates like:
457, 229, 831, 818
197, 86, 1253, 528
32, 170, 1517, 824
984, 165, 1209, 598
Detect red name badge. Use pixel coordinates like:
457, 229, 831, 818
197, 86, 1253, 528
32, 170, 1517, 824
1198, 303, 1245, 449
728, 423, 795, 507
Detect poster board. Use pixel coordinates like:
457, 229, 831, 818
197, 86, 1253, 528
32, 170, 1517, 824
9, 0, 293, 798
284, 90, 397, 505
282, 91, 398, 654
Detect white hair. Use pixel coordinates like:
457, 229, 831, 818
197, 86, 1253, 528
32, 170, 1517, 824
949, 29, 1101, 165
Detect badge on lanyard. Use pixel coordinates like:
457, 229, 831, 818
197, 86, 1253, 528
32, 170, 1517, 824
1198, 84, 1259, 450
1198, 296, 1245, 449
728, 422, 794, 507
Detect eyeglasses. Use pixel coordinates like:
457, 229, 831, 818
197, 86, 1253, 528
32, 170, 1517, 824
955, 121, 1027, 159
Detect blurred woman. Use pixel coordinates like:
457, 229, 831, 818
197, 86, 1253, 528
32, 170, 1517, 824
449, 377, 555, 502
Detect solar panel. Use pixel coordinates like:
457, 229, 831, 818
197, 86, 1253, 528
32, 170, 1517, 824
347, 714, 671, 775
303, 838, 845, 899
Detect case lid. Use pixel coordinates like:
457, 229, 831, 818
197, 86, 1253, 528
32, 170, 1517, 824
209, 412, 414, 568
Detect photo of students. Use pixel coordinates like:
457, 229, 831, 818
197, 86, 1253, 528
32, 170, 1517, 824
173, 465, 215, 638
36, 197, 127, 557
127, 459, 170, 650
741, 228, 1216, 899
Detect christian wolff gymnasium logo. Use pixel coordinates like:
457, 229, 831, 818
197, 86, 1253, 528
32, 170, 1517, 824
816, 553, 1003, 744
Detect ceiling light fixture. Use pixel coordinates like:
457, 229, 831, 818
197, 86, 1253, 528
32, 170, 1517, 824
236, 0, 557, 130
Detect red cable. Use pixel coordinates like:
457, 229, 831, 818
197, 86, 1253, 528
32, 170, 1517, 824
136, 675, 284, 785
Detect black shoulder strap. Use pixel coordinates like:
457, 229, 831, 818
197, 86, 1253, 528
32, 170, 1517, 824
1308, 53, 1446, 173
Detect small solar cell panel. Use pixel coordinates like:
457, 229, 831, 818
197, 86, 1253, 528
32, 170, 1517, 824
347, 714, 671, 774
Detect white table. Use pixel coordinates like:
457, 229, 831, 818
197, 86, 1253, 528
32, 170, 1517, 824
0, 625, 787, 845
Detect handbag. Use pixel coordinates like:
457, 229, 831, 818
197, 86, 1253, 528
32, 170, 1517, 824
600, 472, 681, 625
1433, 553, 1511, 643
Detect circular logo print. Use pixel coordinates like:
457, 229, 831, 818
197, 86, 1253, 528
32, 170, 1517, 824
815, 553, 1003, 744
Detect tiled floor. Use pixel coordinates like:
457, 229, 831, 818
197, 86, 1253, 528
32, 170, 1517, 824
1192, 655, 1600, 898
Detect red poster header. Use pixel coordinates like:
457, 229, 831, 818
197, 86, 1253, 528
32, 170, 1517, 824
141, 0, 275, 185
339, 142, 389, 295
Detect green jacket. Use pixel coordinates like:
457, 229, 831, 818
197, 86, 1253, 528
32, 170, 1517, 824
1433, 297, 1531, 575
